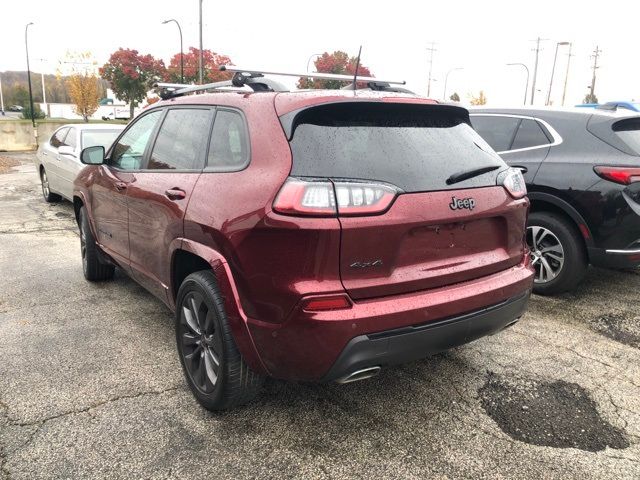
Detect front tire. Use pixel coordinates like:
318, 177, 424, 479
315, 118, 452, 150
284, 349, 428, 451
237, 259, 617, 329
79, 206, 115, 281
40, 168, 61, 203
176, 271, 264, 410
527, 212, 587, 295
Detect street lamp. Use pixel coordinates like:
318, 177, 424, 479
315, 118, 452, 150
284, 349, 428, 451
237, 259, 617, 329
306, 53, 323, 72
25, 22, 35, 127
443, 67, 463, 100
546, 41, 570, 106
506, 63, 530, 106
198, 0, 204, 84
162, 19, 184, 83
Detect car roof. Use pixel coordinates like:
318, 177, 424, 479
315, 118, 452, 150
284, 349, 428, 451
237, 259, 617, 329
468, 106, 640, 121
60, 123, 126, 131
155, 89, 441, 116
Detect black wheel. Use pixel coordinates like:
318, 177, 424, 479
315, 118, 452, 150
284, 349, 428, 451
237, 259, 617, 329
40, 168, 61, 203
176, 271, 264, 410
527, 212, 587, 295
79, 206, 115, 281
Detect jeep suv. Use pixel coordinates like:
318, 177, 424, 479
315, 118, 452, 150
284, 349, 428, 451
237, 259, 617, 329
74, 85, 534, 410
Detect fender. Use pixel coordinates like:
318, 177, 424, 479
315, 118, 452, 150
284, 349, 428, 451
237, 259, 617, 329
169, 238, 269, 376
527, 191, 595, 248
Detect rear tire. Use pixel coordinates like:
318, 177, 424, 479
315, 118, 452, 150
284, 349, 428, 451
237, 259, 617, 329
176, 270, 264, 410
79, 206, 115, 281
527, 212, 587, 295
40, 168, 61, 203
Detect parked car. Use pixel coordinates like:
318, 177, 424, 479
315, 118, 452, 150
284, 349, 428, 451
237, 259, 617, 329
8, 105, 23, 112
35, 124, 125, 202
74, 84, 534, 410
470, 108, 640, 294
599, 101, 640, 113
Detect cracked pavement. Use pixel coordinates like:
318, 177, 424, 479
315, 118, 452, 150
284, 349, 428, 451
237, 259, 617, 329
0, 152, 639, 479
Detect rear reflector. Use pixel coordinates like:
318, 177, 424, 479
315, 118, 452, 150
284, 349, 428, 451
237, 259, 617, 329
273, 177, 399, 217
302, 295, 352, 311
594, 166, 640, 185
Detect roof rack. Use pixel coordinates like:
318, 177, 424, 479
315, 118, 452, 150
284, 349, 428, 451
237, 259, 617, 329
156, 65, 410, 99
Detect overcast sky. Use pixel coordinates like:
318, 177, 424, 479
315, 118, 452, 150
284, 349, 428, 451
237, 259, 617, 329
2, 0, 638, 106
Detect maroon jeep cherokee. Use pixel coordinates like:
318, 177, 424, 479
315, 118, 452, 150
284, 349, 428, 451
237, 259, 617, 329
74, 87, 534, 410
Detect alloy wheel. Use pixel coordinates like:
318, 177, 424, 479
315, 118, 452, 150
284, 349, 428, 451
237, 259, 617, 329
527, 226, 565, 284
41, 171, 50, 198
179, 291, 222, 394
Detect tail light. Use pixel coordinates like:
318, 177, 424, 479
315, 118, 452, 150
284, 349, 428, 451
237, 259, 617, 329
497, 168, 527, 199
594, 166, 640, 185
273, 177, 399, 217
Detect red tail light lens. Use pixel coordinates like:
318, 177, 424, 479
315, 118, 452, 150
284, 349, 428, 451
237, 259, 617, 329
302, 295, 352, 311
594, 166, 640, 185
498, 168, 527, 199
273, 177, 399, 217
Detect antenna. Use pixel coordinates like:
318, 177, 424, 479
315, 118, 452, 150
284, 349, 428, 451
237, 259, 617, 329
352, 46, 362, 91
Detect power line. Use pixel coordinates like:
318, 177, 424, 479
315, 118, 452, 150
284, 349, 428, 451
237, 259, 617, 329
426, 42, 437, 97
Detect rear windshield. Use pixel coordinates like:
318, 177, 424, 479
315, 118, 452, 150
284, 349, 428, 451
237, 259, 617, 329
612, 118, 640, 155
287, 102, 505, 192
81, 129, 122, 149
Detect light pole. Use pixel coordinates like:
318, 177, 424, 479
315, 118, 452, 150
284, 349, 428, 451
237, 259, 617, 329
0, 73, 4, 113
25, 22, 35, 127
198, 0, 204, 84
162, 19, 184, 83
443, 67, 462, 100
306, 53, 322, 72
561, 43, 573, 106
506, 63, 530, 105
546, 41, 570, 106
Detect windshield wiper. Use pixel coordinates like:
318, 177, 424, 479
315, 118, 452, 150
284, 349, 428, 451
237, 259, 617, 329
446, 165, 501, 185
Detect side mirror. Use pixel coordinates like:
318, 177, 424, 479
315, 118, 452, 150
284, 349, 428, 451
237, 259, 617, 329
58, 145, 75, 157
80, 145, 105, 165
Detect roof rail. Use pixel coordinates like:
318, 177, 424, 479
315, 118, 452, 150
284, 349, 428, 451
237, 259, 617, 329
155, 65, 410, 99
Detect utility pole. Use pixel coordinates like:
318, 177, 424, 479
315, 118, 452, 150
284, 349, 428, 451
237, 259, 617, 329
198, 0, 204, 84
0, 73, 4, 113
25, 22, 35, 128
546, 42, 569, 106
589, 46, 602, 102
561, 43, 573, 106
530, 37, 547, 105
426, 42, 437, 97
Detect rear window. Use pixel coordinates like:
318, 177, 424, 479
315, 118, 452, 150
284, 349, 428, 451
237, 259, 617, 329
81, 130, 121, 149
288, 103, 505, 192
612, 118, 640, 155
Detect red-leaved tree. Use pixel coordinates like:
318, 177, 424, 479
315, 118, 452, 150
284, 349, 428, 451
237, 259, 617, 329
165, 47, 233, 84
100, 48, 165, 118
298, 51, 373, 89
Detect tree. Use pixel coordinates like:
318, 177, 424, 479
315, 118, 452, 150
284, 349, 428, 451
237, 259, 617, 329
583, 92, 598, 104
100, 48, 165, 118
13, 85, 30, 108
67, 73, 100, 122
298, 51, 373, 89
449, 92, 460, 102
165, 47, 233, 84
469, 90, 487, 106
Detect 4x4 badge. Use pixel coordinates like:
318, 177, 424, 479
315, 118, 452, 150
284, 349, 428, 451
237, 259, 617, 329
449, 196, 476, 211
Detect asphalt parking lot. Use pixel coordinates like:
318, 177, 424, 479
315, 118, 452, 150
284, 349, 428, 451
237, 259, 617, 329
0, 152, 639, 479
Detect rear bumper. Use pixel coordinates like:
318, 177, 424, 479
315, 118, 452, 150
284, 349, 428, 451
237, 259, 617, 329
588, 247, 640, 269
246, 261, 534, 381
322, 291, 529, 382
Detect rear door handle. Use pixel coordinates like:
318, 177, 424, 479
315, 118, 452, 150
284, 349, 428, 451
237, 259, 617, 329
165, 188, 186, 200
115, 181, 127, 192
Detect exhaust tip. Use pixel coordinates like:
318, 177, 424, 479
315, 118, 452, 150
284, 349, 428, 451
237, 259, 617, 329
335, 366, 381, 384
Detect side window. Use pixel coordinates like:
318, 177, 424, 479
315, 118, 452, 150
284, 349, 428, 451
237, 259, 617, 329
470, 116, 521, 152
110, 110, 163, 170
65, 128, 77, 150
511, 119, 551, 150
148, 109, 212, 170
207, 110, 249, 170
50, 128, 69, 148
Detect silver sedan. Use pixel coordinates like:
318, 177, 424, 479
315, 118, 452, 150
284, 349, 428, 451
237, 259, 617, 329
35, 124, 124, 202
